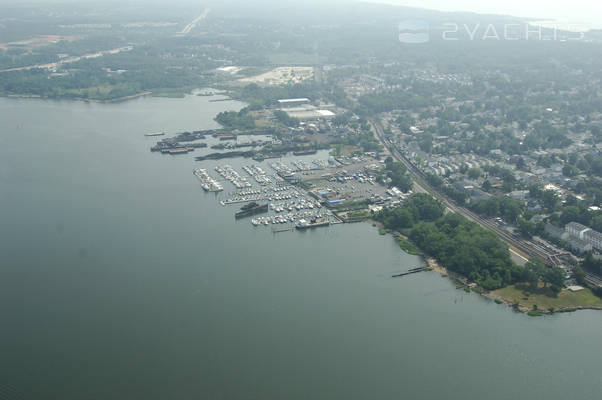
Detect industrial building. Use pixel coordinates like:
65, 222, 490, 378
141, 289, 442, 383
277, 98, 311, 108
284, 108, 335, 120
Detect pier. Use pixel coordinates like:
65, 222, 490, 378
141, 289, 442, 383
215, 165, 252, 189
391, 267, 428, 278
193, 168, 223, 192
191, 160, 354, 230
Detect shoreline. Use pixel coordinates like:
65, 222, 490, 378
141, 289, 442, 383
1, 89, 238, 104
4, 88, 597, 317
1, 87, 232, 104
369, 220, 602, 315
2, 91, 153, 103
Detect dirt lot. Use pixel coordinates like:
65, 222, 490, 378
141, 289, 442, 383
0, 35, 77, 51
238, 66, 314, 86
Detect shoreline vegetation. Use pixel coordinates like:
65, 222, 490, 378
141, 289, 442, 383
371, 195, 602, 315
2, 88, 233, 104
5, 90, 154, 103
1, 85, 229, 103
5, 89, 600, 316
376, 219, 602, 315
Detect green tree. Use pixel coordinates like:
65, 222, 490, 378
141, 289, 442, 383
467, 167, 482, 180
517, 218, 536, 238
541, 190, 559, 211
544, 267, 565, 288
573, 266, 586, 285
482, 180, 492, 192
562, 164, 579, 177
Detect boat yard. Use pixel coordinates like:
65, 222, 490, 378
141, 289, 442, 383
191, 152, 405, 230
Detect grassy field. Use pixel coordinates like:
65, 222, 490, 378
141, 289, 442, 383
344, 209, 371, 220
493, 284, 602, 311
254, 119, 272, 128
395, 235, 421, 256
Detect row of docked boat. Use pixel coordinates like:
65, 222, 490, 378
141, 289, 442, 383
214, 165, 252, 189
220, 187, 304, 206
227, 185, 293, 197
270, 159, 328, 173
250, 211, 331, 226
270, 199, 321, 213
193, 168, 223, 192
270, 161, 296, 176
292, 160, 313, 171
312, 159, 329, 169
242, 165, 272, 185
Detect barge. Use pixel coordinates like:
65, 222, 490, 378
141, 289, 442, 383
235, 202, 269, 219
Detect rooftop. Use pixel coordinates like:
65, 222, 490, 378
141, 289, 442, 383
278, 98, 310, 104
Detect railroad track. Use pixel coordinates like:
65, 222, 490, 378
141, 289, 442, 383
585, 273, 602, 287
370, 118, 554, 264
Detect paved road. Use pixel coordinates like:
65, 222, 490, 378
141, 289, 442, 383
370, 118, 553, 266
0, 46, 134, 73
372, 119, 602, 285
178, 8, 210, 35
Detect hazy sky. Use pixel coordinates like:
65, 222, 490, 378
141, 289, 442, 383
0, 0, 600, 29
364, 0, 602, 29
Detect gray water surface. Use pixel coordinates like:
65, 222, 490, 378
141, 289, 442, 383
1, 95, 601, 400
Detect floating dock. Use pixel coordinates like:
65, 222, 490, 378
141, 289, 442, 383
193, 168, 223, 192
215, 165, 252, 189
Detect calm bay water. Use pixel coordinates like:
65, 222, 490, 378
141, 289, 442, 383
1, 95, 601, 400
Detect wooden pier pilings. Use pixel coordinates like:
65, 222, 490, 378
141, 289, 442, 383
391, 267, 428, 278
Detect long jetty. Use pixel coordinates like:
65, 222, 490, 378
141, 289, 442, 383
391, 267, 428, 278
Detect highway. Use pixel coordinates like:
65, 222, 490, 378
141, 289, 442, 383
0, 46, 134, 73
178, 8, 211, 35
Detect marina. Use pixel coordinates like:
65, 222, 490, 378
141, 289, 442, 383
195, 161, 342, 227
251, 211, 334, 227
191, 153, 400, 229
242, 165, 272, 185
5, 94, 602, 400
215, 164, 252, 189
193, 168, 223, 192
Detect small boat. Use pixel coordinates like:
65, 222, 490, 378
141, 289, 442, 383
144, 132, 165, 137
296, 217, 330, 230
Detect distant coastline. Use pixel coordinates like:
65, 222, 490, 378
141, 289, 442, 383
2, 91, 153, 103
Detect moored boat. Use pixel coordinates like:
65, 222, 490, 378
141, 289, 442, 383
296, 217, 330, 230
235, 202, 268, 219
